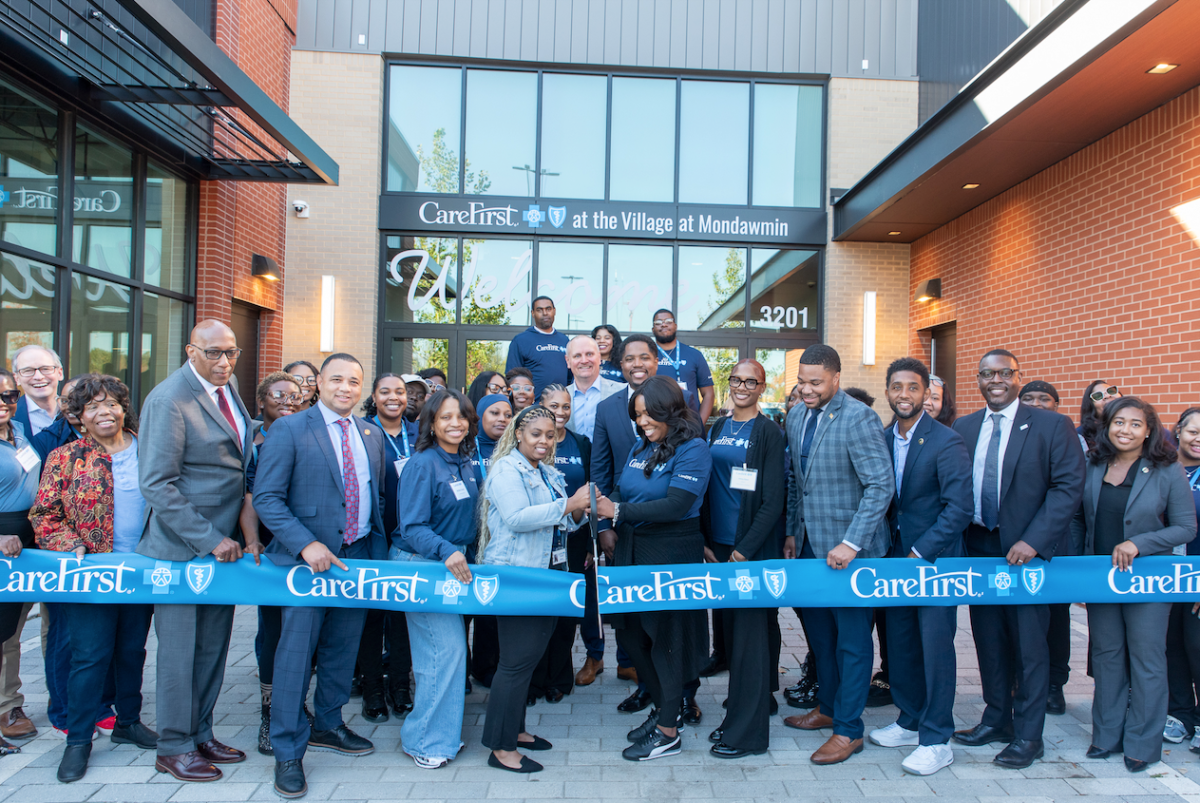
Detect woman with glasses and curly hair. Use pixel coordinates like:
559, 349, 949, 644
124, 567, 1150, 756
283, 360, 319, 408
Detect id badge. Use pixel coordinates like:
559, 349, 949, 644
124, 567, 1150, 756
450, 480, 469, 500
730, 466, 758, 492
552, 548, 568, 567
393, 458, 409, 478
15, 446, 39, 473
677, 380, 689, 392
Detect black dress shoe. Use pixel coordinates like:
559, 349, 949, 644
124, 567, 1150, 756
389, 685, 414, 715
488, 752, 543, 773
274, 758, 307, 798
516, 735, 553, 751
994, 738, 1044, 769
308, 724, 374, 755
545, 689, 565, 704
618, 690, 652, 714
110, 720, 158, 750
1124, 756, 1150, 773
709, 727, 723, 744
1086, 744, 1113, 759
349, 675, 363, 699
681, 698, 702, 726
711, 742, 767, 759
58, 743, 91, 783
864, 672, 893, 708
526, 695, 537, 707
785, 675, 819, 709
699, 655, 729, 677
362, 688, 389, 723
1046, 683, 1066, 716
953, 723, 1015, 747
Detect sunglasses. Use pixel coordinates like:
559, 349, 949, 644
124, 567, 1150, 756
0, 390, 19, 404
266, 391, 303, 403
1090, 386, 1120, 402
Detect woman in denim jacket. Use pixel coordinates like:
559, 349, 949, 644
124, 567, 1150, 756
477, 405, 596, 773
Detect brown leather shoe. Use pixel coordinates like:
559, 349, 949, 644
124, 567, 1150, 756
575, 657, 604, 686
617, 666, 638, 683
783, 705, 833, 730
811, 734, 864, 765
197, 739, 246, 764
0, 707, 36, 739
155, 751, 222, 782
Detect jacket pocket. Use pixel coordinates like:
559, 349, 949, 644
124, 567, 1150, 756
296, 506, 318, 518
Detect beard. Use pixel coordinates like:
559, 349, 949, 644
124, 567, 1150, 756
889, 402, 922, 421
654, 332, 673, 344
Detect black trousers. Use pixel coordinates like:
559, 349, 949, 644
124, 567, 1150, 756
970, 603, 1050, 741
468, 615, 500, 686
257, 606, 282, 685
1167, 602, 1200, 729
1048, 603, 1072, 686
358, 609, 412, 692
713, 539, 774, 751
0, 512, 33, 643
482, 615, 556, 751
530, 617, 576, 698
618, 608, 706, 723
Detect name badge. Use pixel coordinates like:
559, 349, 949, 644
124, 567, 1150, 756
393, 458, 409, 478
15, 446, 39, 473
552, 547, 568, 566
677, 380, 689, 392
730, 466, 758, 492
450, 480, 470, 501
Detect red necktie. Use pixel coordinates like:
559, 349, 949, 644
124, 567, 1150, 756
216, 387, 241, 450
336, 419, 359, 544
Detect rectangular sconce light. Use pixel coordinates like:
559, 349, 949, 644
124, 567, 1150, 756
320, 275, 335, 352
251, 253, 280, 281
914, 278, 942, 303
862, 291, 876, 366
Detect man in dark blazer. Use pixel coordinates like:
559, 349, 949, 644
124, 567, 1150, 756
868, 358, 973, 776
951, 349, 1085, 769
138, 320, 251, 782
782, 344, 893, 766
253, 353, 387, 799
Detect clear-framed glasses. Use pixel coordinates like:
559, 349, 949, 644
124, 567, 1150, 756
189, 345, 242, 361
267, 391, 302, 403
652, 318, 675, 327
1090, 386, 1119, 402
728, 377, 761, 390
977, 368, 1017, 380
510, 384, 534, 394
290, 374, 318, 386
15, 365, 58, 378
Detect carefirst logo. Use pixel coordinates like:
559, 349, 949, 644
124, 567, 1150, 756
1108, 562, 1200, 595
2, 556, 135, 595
286, 565, 430, 604
573, 570, 725, 608
851, 565, 983, 600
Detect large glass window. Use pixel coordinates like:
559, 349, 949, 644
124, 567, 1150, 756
386, 66, 464, 193
678, 245, 746, 331
384, 235, 459, 324
465, 70, 537, 197
610, 78, 676, 203
1, 249, 55, 369
537, 241, 604, 331
540, 74, 607, 200
462, 237, 533, 326
390, 335, 450, 378
72, 127, 134, 278
607, 244, 673, 332
69, 273, 133, 384
679, 81, 749, 205
145, 162, 189, 292
753, 84, 823, 208
140, 292, 188, 406
749, 248, 820, 332
0, 80, 59, 256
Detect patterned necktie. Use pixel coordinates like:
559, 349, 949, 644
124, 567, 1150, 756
981, 413, 1003, 529
336, 419, 359, 544
799, 408, 821, 474
215, 388, 241, 450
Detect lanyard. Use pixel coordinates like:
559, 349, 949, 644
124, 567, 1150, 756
475, 437, 489, 480
537, 465, 563, 500
1188, 465, 1200, 492
375, 416, 410, 459
657, 343, 682, 374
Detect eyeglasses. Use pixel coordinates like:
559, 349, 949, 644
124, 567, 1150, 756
189, 345, 242, 361
928, 374, 945, 388
0, 390, 19, 404
1090, 386, 1120, 402
977, 369, 1017, 380
266, 391, 302, 403
15, 365, 58, 378
728, 377, 761, 390
486, 383, 506, 394
290, 374, 318, 386
652, 318, 675, 327
510, 384, 534, 394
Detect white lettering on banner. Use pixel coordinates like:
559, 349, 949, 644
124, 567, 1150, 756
570, 570, 725, 609
1, 557, 135, 595
418, 201, 517, 227
619, 211, 673, 235
850, 565, 983, 600
1108, 563, 1200, 595
286, 565, 431, 603
698, 214, 788, 237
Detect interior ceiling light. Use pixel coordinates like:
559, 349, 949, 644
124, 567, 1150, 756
962, 183, 980, 189
1147, 63, 1179, 74
887, 231, 901, 236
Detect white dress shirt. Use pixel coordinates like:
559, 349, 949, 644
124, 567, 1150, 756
972, 398, 1020, 526
189, 362, 246, 445
892, 411, 924, 497
317, 401, 372, 540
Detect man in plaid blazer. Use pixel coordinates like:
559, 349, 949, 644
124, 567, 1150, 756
781, 345, 894, 766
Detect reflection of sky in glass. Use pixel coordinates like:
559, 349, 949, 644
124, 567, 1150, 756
537, 241, 603, 330
541, 74, 607, 200
678, 246, 746, 330
753, 84, 823, 208
465, 71, 538, 197
387, 66, 461, 192
463, 238, 533, 325
610, 78, 676, 202
679, 81, 748, 205
607, 244, 673, 332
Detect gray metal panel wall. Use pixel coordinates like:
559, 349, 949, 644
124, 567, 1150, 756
294, 0, 919, 78
170, 0, 214, 37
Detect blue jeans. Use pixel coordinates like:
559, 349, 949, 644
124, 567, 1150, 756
392, 545, 466, 762
62, 603, 152, 745
44, 602, 117, 730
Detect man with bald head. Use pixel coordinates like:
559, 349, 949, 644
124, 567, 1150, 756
138, 320, 253, 782
565, 335, 625, 442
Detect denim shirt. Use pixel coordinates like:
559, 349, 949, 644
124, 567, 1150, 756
481, 451, 580, 568
396, 446, 479, 562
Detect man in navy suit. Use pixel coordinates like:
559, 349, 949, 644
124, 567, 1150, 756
951, 349, 1085, 769
253, 353, 388, 799
867, 358, 973, 776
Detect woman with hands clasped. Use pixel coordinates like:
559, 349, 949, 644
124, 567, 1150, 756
391, 389, 481, 770
1070, 397, 1196, 772
477, 404, 599, 773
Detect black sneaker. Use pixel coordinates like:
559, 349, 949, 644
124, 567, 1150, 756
622, 727, 681, 761
110, 720, 158, 750
308, 724, 375, 755
627, 709, 659, 742
274, 758, 307, 798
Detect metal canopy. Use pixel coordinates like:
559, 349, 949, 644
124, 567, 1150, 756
0, 0, 337, 184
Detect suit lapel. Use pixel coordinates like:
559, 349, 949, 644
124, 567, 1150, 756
803, 392, 842, 480
1125, 459, 1151, 511
1088, 461, 1104, 518
1000, 405, 1031, 502
182, 365, 242, 449
308, 407, 346, 497
355, 417, 382, 520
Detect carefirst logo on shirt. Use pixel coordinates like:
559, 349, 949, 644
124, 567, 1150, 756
536, 344, 567, 353
628, 458, 669, 473
712, 436, 750, 448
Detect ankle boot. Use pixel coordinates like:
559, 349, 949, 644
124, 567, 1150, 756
258, 683, 273, 756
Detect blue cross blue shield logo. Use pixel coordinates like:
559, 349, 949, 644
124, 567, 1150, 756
0, 186, 9, 209
988, 567, 1014, 597
186, 562, 215, 595
728, 568, 760, 600
547, 206, 567, 228
1021, 565, 1045, 596
144, 562, 180, 595
762, 568, 787, 599
473, 575, 500, 605
435, 574, 467, 605
522, 205, 544, 228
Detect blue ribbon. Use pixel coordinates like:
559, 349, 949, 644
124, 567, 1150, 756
3, 553, 1198, 614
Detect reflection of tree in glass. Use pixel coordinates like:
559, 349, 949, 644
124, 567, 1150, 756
698, 249, 746, 329
415, 128, 491, 195
755, 349, 790, 405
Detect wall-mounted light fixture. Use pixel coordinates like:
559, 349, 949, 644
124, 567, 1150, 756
914, 278, 942, 303
320, 275, 335, 352
862, 291, 876, 366
251, 253, 280, 282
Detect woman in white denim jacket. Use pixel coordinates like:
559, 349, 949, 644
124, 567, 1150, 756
477, 405, 598, 773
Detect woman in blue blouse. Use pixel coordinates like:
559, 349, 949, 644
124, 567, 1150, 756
392, 389, 480, 770
597, 376, 712, 761
592, 324, 625, 383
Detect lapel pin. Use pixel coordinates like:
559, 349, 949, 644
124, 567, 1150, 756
1142, 466, 1149, 473
1019, 423, 1029, 431
364, 428, 371, 436
918, 438, 924, 445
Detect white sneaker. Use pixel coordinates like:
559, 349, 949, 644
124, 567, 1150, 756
902, 743, 954, 775
868, 722, 920, 747
1164, 715, 1188, 743
409, 754, 448, 770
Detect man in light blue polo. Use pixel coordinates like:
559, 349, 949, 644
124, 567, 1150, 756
565, 336, 625, 442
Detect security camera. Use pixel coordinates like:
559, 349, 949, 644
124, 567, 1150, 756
293, 200, 310, 218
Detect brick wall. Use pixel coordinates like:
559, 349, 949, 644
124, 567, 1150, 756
909, 85, 1200, 424
195, 0, 297, 380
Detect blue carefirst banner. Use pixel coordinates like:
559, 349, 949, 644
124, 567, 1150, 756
2, 553, 1199, 614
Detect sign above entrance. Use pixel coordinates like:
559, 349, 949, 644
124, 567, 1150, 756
379, 194, 826, 245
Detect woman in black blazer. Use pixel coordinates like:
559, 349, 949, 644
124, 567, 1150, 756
700, 359, 787, 758
1070, 397, 1196, 772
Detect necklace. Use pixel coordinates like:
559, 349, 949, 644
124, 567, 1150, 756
729, 413, 757, 437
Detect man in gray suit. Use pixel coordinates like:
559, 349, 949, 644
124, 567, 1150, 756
782, 344, 894, 765
253, 353, 387, 799
137, 320, 251, 782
